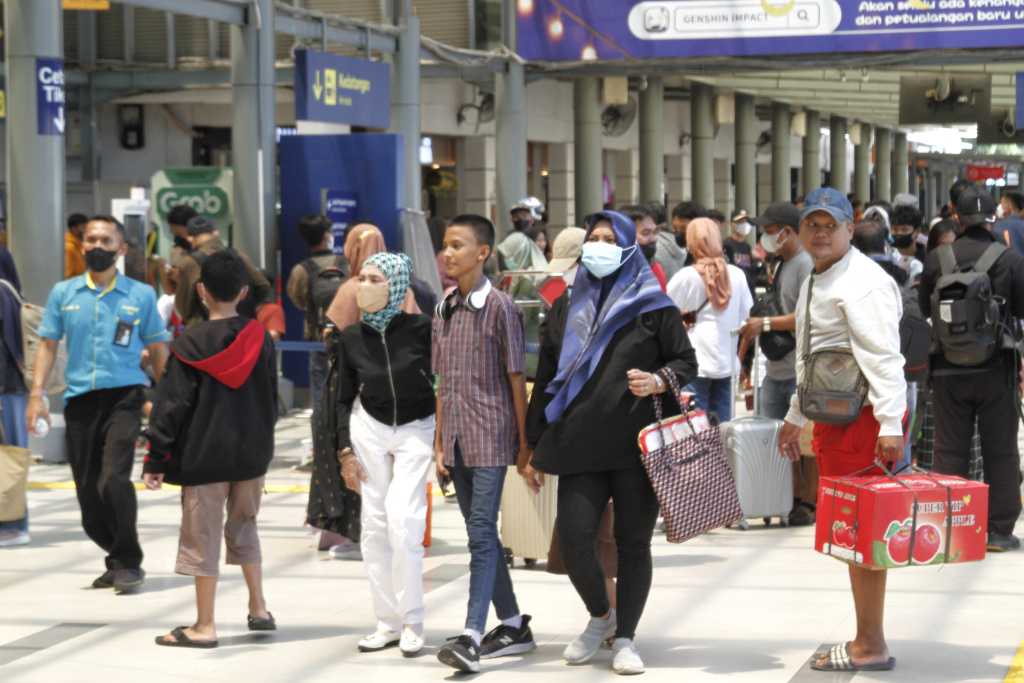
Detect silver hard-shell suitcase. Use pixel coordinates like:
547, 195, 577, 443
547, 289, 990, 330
720, 334, 792, 529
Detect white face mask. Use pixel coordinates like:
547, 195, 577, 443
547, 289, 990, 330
997, 204, 1006, 220
325, 232, 335, 251
760, 228, 789, 254
734, 221, 752, 237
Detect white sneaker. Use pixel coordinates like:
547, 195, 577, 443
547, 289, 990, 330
563, 609, 617, 664
612, 638, 645, 675
0, 531, 29, 547
358, 629, 400, 652
399, 625, 425, 656
328, 540, 362, 560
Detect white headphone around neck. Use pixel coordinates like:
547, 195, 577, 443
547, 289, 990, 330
436, 279, 492, 321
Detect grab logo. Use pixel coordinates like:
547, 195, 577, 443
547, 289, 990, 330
156, 187, 228, 218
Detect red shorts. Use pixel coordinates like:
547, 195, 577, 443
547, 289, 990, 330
812, 406, 906, 478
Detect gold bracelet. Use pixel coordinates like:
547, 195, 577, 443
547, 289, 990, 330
337, 447, 354, 459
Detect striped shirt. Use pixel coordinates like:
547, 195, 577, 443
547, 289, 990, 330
432, 277, 526, 468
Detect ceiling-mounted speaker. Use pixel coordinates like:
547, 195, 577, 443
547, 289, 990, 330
898, 74, 992, 124
714, 94, 735, 125
792, 111, 807, 138
603, 76, 629, 106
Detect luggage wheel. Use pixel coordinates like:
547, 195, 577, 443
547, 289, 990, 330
524, 558, 537, 568
504, 548, 514, 568
763, 517, 772, 527
737, 519, 750, 531
779, 516, 790, 528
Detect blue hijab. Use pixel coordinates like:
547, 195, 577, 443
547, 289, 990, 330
544, 211, 676, 422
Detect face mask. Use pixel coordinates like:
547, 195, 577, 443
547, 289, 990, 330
674, 232, 687, 248
891, 233, 916, 249
639, 241, 657, 261
325, 233, 335, 251
734, 221, 752, 237
513, 219, 530, 232
760, 229, 789, 254
85, 246, 119, 273
581, 241, 635, 279
997, 205, 1005, 220
173, 235, 192, 251
356, 280, 391, 313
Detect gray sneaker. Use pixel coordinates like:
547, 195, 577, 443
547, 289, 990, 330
92, 569, 117, 589
986, 532, 1020, 552
564, 610, 617, 664
113, 568, 145, 593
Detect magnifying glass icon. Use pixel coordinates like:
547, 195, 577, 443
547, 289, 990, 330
796, 9, 809, 20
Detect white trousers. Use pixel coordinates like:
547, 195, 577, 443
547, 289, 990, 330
350, 401, 434, 631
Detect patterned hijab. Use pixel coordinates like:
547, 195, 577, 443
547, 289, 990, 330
686, 217, 732, 311
359, 252, 412, 332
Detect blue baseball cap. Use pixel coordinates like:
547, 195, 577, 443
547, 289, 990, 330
801, 187, 853, 223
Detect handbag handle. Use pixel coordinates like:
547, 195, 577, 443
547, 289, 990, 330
801, 274, 814, 364
652, 367, 688, 423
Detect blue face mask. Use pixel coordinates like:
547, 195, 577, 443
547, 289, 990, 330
581, 241, 635, 279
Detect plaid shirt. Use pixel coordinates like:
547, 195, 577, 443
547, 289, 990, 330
433, 277, 526, 468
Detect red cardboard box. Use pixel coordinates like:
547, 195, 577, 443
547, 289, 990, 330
815, 472, 988, 569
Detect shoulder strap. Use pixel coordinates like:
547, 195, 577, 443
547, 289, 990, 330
190, 250, 207, 268
972, 242, 1008, 275
300, 257, 320, 277
801, 275, 814, 362
0, 278, 25, 305
936, 244, 957, 276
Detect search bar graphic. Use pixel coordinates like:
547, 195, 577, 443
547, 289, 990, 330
628, 0, 842, 40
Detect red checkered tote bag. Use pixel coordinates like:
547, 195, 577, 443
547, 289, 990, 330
640, 368, 744, 543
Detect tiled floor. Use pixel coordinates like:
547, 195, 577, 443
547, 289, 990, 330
1, 412, 1022, 682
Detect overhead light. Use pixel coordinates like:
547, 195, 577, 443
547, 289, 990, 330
541, 170, 549, 176
431, 163, 440, 169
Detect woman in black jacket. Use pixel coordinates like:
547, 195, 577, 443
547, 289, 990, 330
523, 211, 697, 675
328, 251, 435, 657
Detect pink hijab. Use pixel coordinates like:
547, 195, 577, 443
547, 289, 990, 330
686, 218, 732, 311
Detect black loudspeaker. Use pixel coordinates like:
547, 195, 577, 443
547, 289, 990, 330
118, 104, 145, 150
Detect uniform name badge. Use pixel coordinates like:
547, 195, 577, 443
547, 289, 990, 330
114, 320, 134, 347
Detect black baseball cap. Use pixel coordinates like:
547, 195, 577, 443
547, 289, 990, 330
730, 209, 750, 223
956, 186, 997, 228
187, 216, 216, 236
750, 201, 800, 229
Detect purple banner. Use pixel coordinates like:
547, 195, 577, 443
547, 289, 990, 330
517, 0, 1024, 61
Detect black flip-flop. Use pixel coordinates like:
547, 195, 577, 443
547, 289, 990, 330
248, 612, 276, 631
811, 642, 895, 672
155, 626, 219, 649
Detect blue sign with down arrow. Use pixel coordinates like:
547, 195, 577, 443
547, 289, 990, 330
294, 50, 390, 128
36, 57, 65, 136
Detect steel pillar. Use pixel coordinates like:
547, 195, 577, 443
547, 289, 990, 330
690, 82, 714, 209
802, 109, 821, 194
639, 77, 664, 204
829, 115, 848, 194
573, 77, 602, 221
734, 93, 756, 218
771, 102, 791, 202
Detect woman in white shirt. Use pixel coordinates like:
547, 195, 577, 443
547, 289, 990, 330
666, 218, 753, 422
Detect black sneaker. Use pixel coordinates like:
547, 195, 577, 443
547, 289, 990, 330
92, 569, 117, 589
987, 532, 1021, 552
480, 614, 537, 660
113, 568, 146, 593
437, 635, 481, 673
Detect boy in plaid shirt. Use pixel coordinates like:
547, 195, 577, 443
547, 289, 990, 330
432, 215, 536, 673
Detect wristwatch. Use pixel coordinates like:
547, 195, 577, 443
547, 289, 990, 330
763, 317, 772, 332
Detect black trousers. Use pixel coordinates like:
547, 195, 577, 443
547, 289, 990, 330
557, 466, 660, 641
932, 367, 1023, 536
65, 385, 144, 570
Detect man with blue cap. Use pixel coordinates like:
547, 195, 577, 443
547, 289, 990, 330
777, 187, 907, 673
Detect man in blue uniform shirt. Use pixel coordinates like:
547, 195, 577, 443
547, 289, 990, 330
27, 216, 170, 593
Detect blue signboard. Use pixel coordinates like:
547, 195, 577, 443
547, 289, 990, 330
294, 50, 390, 128
323, 189, 360, 255
518, 0, 1024, 61
36, 57, 65, 136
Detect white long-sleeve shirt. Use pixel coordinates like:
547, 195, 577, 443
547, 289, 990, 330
785, 247, 908, 437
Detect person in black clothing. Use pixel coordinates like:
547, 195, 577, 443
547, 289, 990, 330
891, 205, 927, 277
723, 208, 756, 293
996, 190, 1024, 257
144, 249, 278, 648
919, 186, 1024, 552
852, 218, 909, 286
522, 211, 698, 675
327, 251, 435, 657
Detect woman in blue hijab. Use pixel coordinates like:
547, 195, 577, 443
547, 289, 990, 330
523, 211, 698, 674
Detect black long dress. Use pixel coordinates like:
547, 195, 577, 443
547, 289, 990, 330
305, 331, 361, 540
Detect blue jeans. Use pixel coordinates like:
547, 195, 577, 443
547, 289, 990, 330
309, 351, 330, 433
685, 376, 732, 424
0, 393, 29, 533
758, 376, 797, 421
450, 442, 520, 632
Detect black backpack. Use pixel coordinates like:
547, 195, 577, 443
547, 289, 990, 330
189, 249, 258, 320
899, 282, 931, 382
930, 242, 1010, 366
301, 256, 348, 339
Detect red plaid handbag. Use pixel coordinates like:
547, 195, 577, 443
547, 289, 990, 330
640, 368, 744, 543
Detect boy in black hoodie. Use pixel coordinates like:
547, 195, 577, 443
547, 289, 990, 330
143, 249, 278, 648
